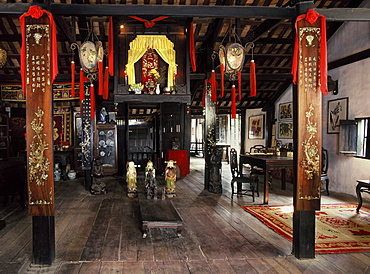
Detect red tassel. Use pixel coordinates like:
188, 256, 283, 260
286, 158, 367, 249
231, 85, 236, 119
250, 60, 257, 97
190, 22, 197, 72
210, 70, 217, 102
238, 72, 242, 100
71, 61, 75, 97
98, 60, 103, 96
220, 63, 225, 97
202, 79, 207, 108
90, 83, 95, 119
79, 69, 84, 115
108, 17, 114, 76
103, 66, 109, 100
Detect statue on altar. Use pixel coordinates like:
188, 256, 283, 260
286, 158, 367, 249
126, 161, 137, 198
171, 137, 180, 150
91, 157, 106, 195
208, 146, 223, 194
165, 160, 177, 198
145, 161, 162, 199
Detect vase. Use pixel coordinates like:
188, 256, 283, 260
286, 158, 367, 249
155, 84, 160, 95
68, 170, 77, 180
54, 163, 61, 182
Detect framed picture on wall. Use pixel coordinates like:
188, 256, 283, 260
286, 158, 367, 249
278, 122, 293, 139
327, 97, 348, 134
248, 114, 264, 139
279, 102, 293, 120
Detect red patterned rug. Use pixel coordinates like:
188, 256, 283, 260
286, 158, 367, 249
242, 203, 370, 253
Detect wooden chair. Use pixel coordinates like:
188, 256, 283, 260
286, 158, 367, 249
249, 145, 267, 154
230, 148, 259, 201
321, 148, 329, 195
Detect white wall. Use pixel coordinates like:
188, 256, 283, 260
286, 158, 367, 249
276, 3, 370, 197
322, 6, 370, 195
274, 85, 293, 146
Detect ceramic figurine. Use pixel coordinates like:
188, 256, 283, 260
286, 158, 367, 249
99, 107, 108, 124
165, 160, 177, 198
126, 161, 137, 198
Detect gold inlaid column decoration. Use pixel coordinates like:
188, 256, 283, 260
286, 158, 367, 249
293, 10, 327, 211
22, 8, 57, 216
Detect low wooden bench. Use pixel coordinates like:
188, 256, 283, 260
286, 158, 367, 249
138, 194, 182, 239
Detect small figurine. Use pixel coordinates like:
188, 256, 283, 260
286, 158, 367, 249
171, 137, 180, 150
91, 158, 106, 195
126, 161, 137, 198
145, 160, 158, 199
99, 107, 108, 124
165, 160, 177, 198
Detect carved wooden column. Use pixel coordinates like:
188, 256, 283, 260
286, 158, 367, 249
292, 4, 326, 259
21, 6, 57, 265
204, 81, 221, 192
81, 82, 93, 190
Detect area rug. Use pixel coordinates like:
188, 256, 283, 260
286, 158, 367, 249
242, 203, 370, 253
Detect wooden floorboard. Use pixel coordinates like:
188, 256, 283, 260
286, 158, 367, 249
0, 156, 369, 273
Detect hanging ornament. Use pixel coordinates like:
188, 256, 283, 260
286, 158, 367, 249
246, 42, 257, 97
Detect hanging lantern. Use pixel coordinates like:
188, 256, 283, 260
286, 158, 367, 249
0, 48, 7, 68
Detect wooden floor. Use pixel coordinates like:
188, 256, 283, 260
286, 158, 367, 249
0, 157, 369, 274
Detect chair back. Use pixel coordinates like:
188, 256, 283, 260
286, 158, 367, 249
322, 147, 328, 174
230, 148, 239, 178
250, 145, 266, 154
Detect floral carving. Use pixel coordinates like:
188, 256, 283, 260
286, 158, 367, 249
29, 107, 50, 186
301, 104, 320, 180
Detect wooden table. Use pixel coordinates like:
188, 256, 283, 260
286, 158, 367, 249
239, 154, 293, 204
139, 195, 182, 238
356, 180, 370, 213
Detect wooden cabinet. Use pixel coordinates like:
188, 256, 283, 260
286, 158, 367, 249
96, 124, 118, 175
0, 113, 9, 161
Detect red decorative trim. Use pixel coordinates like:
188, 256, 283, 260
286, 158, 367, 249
108, 16, 114, 76
220, 63, 225, 97
90, 83, 95, 119
71, 61, 75, 97
190, 22, 197, 72
291, 9, 328, 95
237, 72, 242, 100
103, 66, 109, 100
20, 5, 58, 95
250, 60, 256, 97
210, 70, 217, 102
129, 16, 168, 28
231, 85, 236, 119
98, 60, 103, 96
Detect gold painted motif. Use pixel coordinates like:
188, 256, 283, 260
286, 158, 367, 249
29, 187, 53, 205
301, 104, 320, 180
29, 106, 50, 186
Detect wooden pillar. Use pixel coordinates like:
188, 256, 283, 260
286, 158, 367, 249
23, 10, 56, 265
204, 81, 217, 191
292, 0, 323, 259
81, 82, 93, 191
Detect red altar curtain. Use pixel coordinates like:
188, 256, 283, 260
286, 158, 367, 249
167, 149, 190, 178
141, 49, 159, 87
20, 5, 58, 95
291, 9, 328, 95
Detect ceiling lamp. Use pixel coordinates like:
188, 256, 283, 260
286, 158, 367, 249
0, 48, 7, 68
